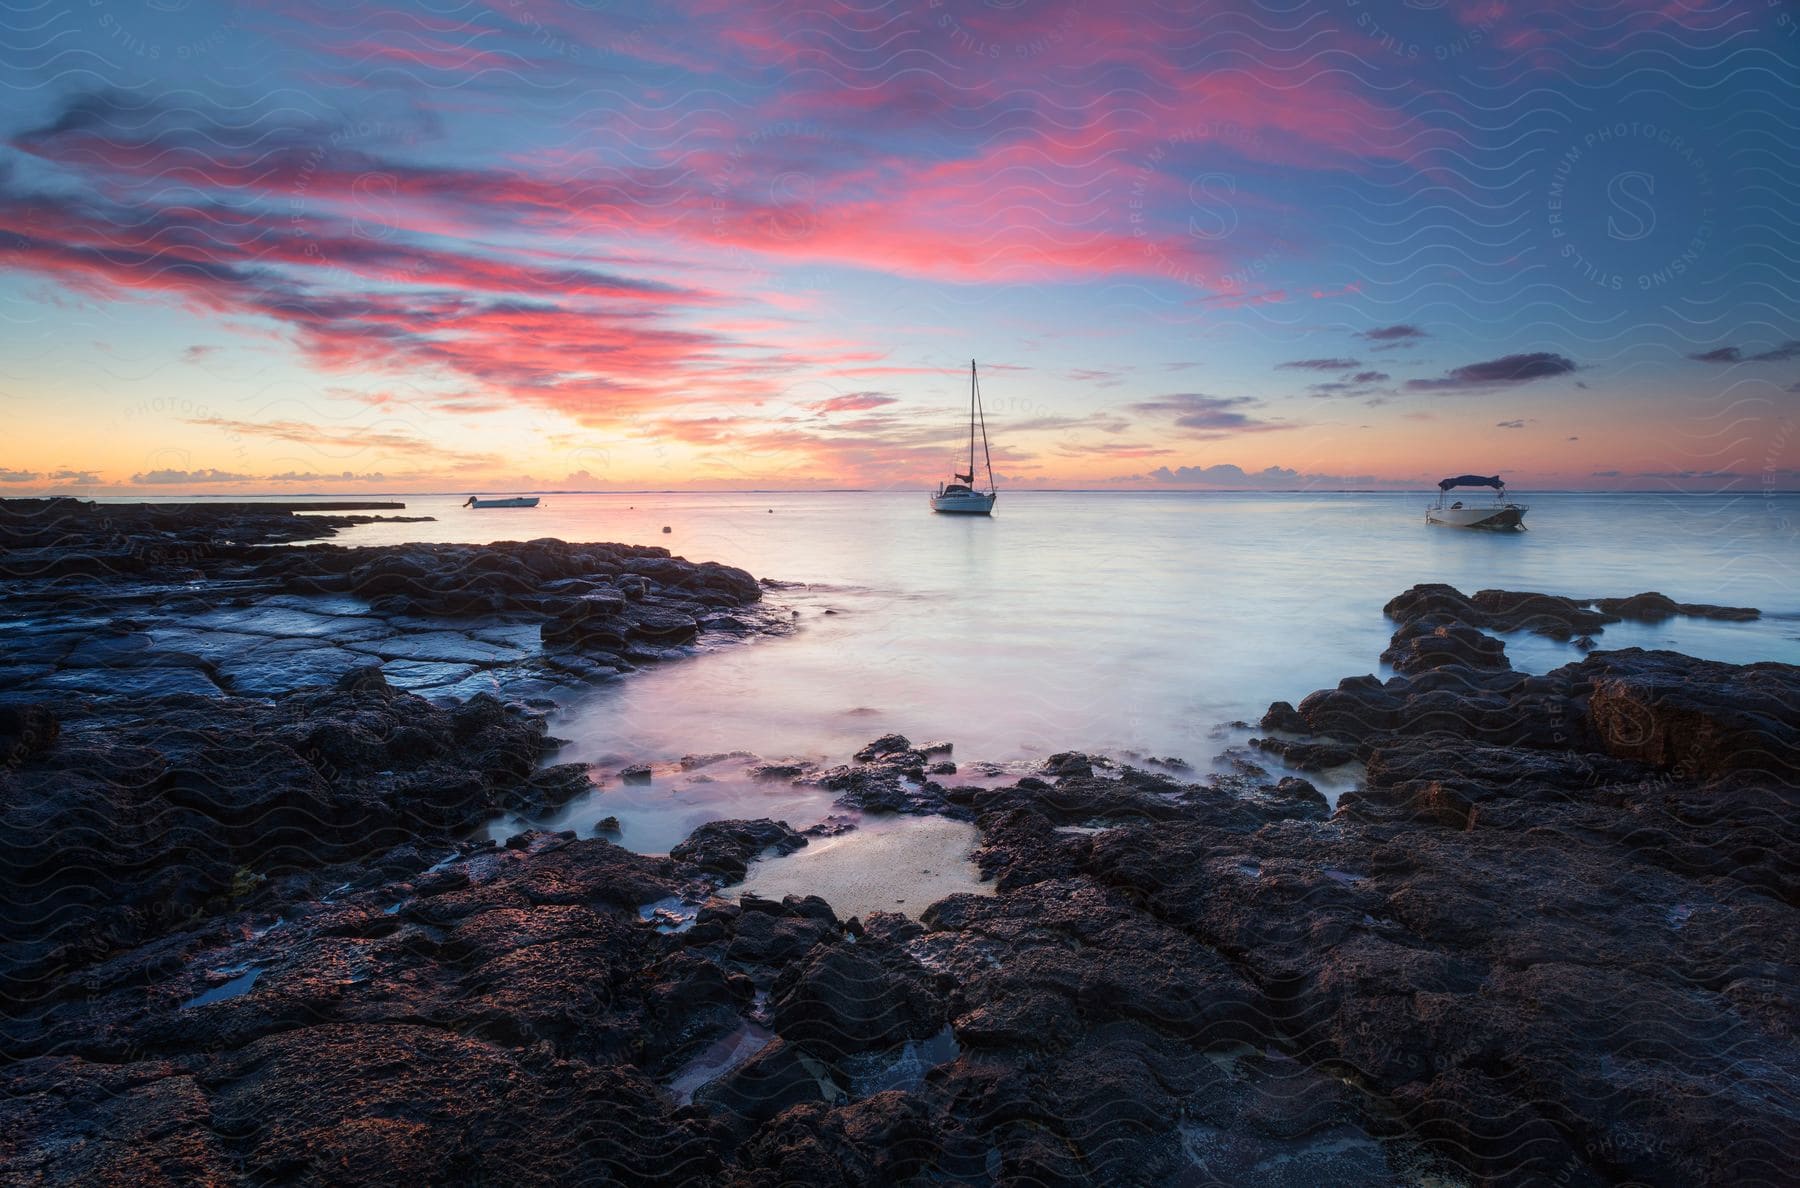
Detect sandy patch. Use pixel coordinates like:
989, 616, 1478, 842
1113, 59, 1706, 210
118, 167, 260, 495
735, 815, 992, 920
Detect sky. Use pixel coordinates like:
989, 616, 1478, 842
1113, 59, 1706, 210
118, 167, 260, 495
2, 0, 1798, 494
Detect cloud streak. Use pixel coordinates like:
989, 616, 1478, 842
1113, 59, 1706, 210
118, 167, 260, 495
1126, 393, 1294, 437
131, 468, 255, 484
1357, 324, 1426, 342
1406, 353, 1578, 392
1688, 341, 1800, 364
1129, 463, 1399, 489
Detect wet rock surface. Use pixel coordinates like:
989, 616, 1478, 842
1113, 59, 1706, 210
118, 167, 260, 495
0, 497, 428, 578
1591, 590, 1760, 622
2, 576, 1796, 1186
0, 497, 780, 704
1382, 581, 1759, 643
0, 667, 593, 998
0, 499, 781, 995
671, 819, 808, 880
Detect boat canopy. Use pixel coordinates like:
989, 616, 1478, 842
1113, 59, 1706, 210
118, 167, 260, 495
1437, 474, 1504, 491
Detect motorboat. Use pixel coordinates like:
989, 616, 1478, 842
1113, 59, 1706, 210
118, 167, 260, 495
1426, 475, 1526, 529
931, 359, 998, 515
463, 496, 541, 509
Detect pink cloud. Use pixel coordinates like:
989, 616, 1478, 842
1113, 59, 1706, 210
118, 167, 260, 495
809, 392, 898, 414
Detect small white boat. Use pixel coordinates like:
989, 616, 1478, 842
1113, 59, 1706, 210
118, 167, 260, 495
931, 359, 998, 515
463, 496, 541, 509
1426, 475, 1526, 529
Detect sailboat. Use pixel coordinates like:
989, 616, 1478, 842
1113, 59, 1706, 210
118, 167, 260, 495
930, 359, 998, 515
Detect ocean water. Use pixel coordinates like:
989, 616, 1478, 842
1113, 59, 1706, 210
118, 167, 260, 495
319, 490, 1800, 850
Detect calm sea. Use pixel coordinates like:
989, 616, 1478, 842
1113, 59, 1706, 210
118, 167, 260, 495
316, 490, 1799, 848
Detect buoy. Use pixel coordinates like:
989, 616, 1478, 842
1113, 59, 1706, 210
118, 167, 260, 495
661, 525, 671, 534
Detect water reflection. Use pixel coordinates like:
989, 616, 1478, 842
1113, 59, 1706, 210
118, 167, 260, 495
335, 491, 1798, 846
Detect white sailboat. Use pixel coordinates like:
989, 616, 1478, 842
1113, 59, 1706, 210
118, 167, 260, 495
1425, 475, 1526, 529
930, 359, 998, 515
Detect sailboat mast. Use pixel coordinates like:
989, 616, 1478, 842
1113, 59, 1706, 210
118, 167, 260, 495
968, 359, 977, 483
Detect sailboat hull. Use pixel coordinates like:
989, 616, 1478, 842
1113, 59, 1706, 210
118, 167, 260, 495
930, 491, 996, 515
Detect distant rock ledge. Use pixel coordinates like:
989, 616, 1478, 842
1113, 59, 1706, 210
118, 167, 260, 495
0, 495, 781, 703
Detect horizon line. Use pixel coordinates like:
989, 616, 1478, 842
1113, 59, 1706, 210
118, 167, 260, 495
16, 486, 1800, 499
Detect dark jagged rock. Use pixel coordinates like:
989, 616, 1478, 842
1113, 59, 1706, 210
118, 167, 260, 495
1382, 582, 1483, 627
1262, 775, 1330, 819
1249, 734, 1357, 770
540, 590, 629, 646
1043, 750, 1095, 779
1467, 588, 1616, 640
1384, 581, 1761, 645
731, 1091, 938, 1186
1593, 591, 1759, 622
819, 766, 947, 815
922, 880, 1265, 1050
1, 502, 778, 707
0, 679, 582, 996
1381, 619, 1510, 674
0, 502, 788, 1009
1259, 699, 1309, 733
693, 1036, 831, 1125
1581, 648, 1800, 779
0, 703, 58, 765
1384, 582, 1611, 641
800, 736, 955, 815
725, 906, 835, 966
851, 732, 914, 761
669, 819, 806, 880
1213, 600, 1800, 1185
0, 498, 426, 579
768, 935, 946, 1063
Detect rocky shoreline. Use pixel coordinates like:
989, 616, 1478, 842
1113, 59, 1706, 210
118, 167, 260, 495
2, 502, 1796, 1187
1, 499, 782, 706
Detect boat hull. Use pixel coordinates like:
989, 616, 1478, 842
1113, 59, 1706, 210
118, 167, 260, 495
1426, 503, 1526, 529
467, 497, 540, 509
930, 492, 996, 515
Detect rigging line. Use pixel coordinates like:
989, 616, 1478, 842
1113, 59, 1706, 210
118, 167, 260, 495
976, 362, 994, 491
